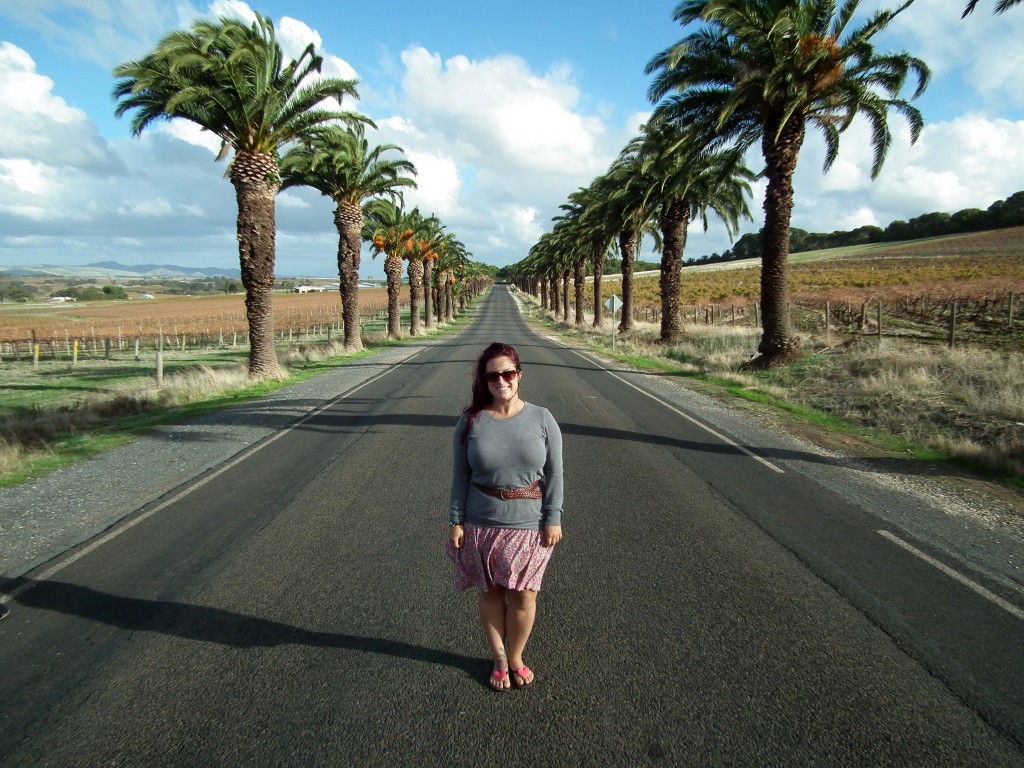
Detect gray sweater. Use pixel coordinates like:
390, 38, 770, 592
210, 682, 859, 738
448, 402, 564, 529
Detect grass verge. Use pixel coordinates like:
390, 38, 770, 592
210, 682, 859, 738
516, 291, 1024, 491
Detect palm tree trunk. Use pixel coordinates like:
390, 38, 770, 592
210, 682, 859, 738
540, 278, 549, 311
592, 245, 605, 328
551, 274, 560, 315
619, 227, 636, 332
574, 256, 586, 326
561, 271, 570, 323
408, 259, 424, 336
335, 201, 363, 351
423, 260, 434, 329
659, 197, 688, 344
231, 151, 282, 380
444, 269, 455, 321
384, 253, 403, 338
753, 117, 805, 368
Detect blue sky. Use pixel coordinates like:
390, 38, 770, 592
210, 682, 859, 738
1, 0, 1022, 279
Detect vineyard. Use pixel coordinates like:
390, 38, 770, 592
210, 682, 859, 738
591, 227, 1024, 350
0, 287, 407, 359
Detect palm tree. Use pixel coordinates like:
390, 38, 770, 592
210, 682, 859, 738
603, 140, 666, 333
429, 233, 464, 328
647, 0, 928, 366
280, 125, 416, 351
114, 13, 367, 379
553, 195, 592, 327
636, 119, 753, 343
365, 203, 414, 338
404, 210, 444, 336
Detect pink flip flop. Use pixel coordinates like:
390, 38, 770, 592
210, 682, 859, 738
489, 667, 510, 692
512, 666, 534, 687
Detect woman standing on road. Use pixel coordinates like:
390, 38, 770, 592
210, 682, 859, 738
447, 342, 564, 691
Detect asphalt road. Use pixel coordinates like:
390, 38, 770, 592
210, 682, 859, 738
1, 285, 1022, 766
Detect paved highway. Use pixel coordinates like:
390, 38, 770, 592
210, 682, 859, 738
1, 285, 1022, 766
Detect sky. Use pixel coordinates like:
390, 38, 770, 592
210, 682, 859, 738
1, 0, 1023, 280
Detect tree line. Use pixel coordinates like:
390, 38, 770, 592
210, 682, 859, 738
112, 13, 492, 379
695, 190, 1024, 265
504, 0, 1018, 370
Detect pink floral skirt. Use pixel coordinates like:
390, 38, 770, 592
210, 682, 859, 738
446, 523, 553, 592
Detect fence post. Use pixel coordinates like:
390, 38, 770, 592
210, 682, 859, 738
825, 300, 831, 345
156, 334, 164, 387
1009, 293, 1016, 329
948, 300, 957, 349
877, 301, 882, 345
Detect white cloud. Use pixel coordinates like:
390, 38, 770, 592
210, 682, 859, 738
0, 43, 119, 172
793, 114, 1024, 230
883, 0, 1024, 110
401, 150, 462, 218
0, 159, 51, 196
399, 47, 610, 178
159, 121, 222, 155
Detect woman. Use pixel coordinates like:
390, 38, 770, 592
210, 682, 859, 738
447, 342, 564, 692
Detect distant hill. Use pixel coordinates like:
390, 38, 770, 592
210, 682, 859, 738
0, 262, 239, 279
84, 262, 239, 278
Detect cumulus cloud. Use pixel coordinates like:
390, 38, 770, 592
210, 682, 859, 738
0, 43, 120, 172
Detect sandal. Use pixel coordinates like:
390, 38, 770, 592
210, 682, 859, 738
511, 666, 534, 688
489, 666, 511, 692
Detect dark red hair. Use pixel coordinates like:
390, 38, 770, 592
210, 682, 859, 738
461, 342, 521, 443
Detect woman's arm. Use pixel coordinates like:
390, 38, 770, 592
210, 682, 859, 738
448, 414, 471, 526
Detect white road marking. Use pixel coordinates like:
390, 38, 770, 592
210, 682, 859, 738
566, 347, 785, 474
1, 350, 425, 602
878, 529, 1024, 621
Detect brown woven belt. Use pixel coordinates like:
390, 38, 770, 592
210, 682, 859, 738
474, 480, 542, 500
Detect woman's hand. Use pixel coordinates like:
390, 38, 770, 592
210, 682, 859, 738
542, 525, 562, 548
449, 523, 464, 549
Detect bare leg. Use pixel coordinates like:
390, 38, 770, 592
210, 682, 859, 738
479, 586, 510, 690
506, 589, 538, 685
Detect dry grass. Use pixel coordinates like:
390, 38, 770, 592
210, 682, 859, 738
522, 293, 1024, 482
0, 363, 251, 453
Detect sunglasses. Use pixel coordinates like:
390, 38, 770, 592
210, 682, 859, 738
485, 369, 519, 384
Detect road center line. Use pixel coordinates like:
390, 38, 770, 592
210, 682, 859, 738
878, 529, 1024, 621
566, 347, 785, 474
1, 350, 424, 601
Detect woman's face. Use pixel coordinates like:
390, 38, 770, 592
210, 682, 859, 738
484, 354, 521, 404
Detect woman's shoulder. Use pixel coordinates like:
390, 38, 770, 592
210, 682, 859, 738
524, 402, 558, 424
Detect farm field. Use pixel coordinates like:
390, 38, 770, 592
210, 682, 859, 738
0, 287, 407, 349
593, 226, 1024, 350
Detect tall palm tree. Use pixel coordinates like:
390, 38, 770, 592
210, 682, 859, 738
114, 13, 367, 378
647, 0, 928, 366
636, 119, 753, 343
429, 233, 465, 328
404, 210, 444, 336
605, 141, 664, 333
365, 203, 414, 338
553, 195, 592, 327
280, 125, 416, 351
